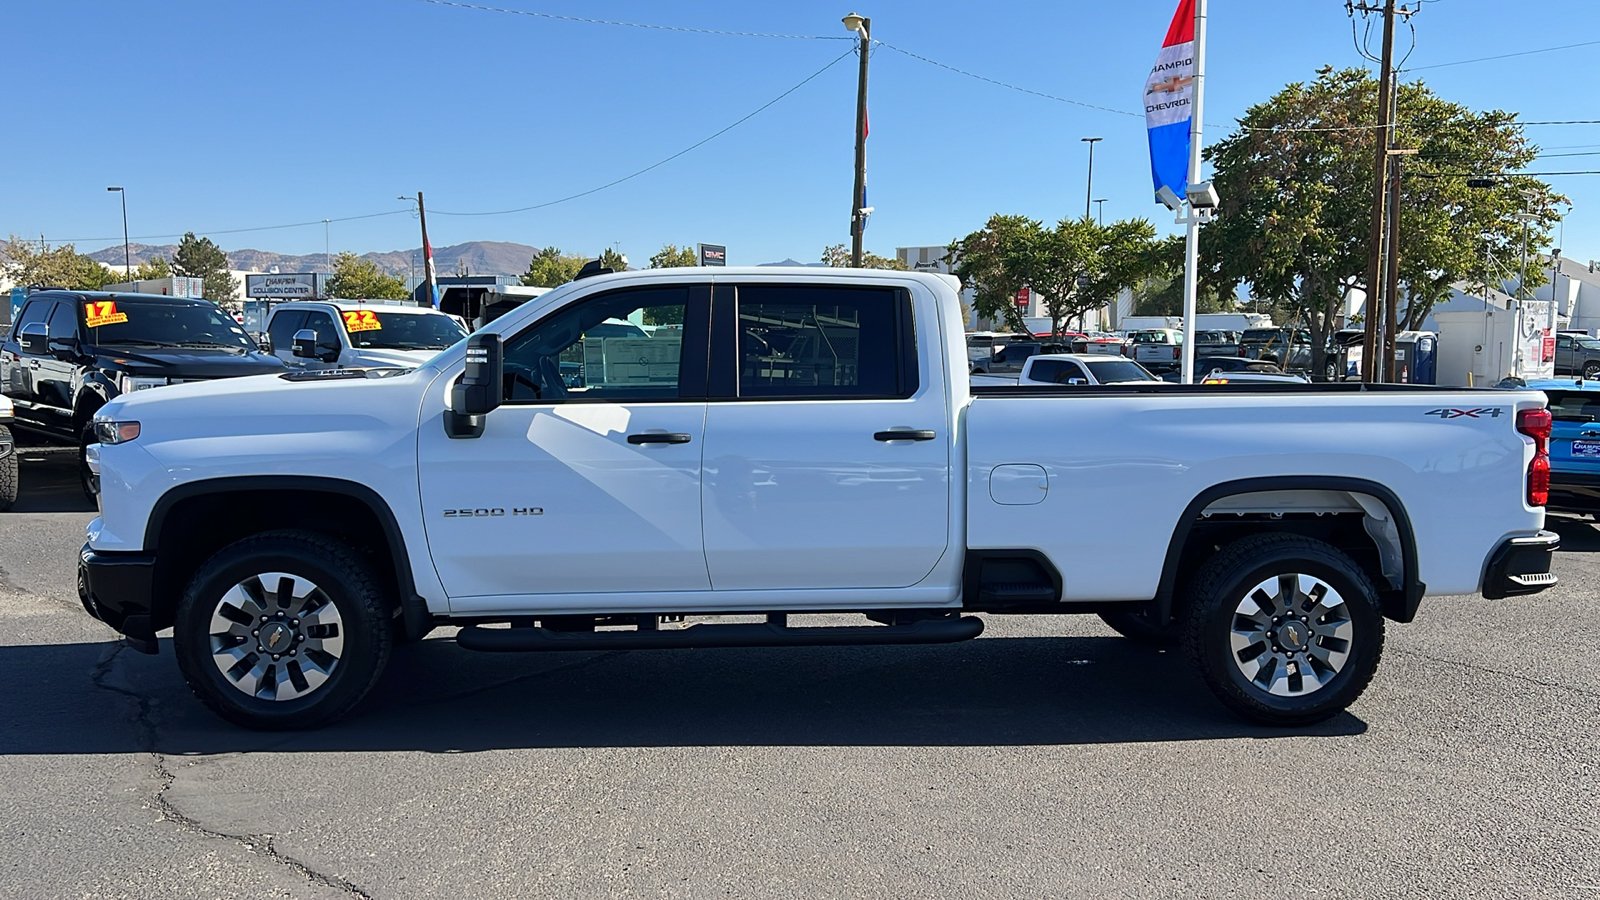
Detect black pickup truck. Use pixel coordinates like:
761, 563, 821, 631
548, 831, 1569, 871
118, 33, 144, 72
0, 290, 283, 500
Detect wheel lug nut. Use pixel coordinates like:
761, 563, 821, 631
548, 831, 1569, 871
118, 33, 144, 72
272, 654, 281, 661
251, 630, 259, 636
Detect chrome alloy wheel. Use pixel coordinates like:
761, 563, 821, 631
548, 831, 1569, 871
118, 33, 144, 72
1229, 573, 1353, 697
208, 572, 345, 701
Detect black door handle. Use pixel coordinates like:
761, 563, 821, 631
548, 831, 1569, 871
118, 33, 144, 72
874, 429, 937, 442
627, 432, 693, 445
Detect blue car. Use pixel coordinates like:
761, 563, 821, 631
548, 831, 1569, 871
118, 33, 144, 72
1524, 378, 1600, 513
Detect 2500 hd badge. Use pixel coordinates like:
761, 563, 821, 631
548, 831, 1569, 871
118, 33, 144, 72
441, 507, 544, 518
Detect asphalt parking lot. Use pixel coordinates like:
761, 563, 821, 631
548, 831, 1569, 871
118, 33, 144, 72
3, 455, 1598, 899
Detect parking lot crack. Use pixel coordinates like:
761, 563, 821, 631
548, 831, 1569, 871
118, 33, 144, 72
90, 641, 378, 899
1392, 646, 1600, 700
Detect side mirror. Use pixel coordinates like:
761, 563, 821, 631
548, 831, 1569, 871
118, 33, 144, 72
257, 334, 274, 354
48, 335, 80, 362
292, 328, 317, 359
19, 322, 47, 355
447, 333, 502, 439
1066, 377, 1089, 386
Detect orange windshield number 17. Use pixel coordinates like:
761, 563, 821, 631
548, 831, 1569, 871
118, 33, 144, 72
85, 300, 128, 327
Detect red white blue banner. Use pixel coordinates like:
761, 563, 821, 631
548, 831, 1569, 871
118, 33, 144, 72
1145, 0, 1195, 200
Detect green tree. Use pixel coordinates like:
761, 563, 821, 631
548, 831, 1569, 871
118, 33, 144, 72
171, 232, 237, 304
520, 246, 585, 287
598, 248, 629, 272
0, 236, 120, 290
1202, 67, 1559, 370
130, 255, 171, 281
948, 215, 1036, 333
325, 251, 409, 300
821, 244, 908, 270
1130, 236, 1231, 316
649, 244, 697, 268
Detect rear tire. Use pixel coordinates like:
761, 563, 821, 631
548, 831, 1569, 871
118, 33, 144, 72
173, 530, 393, 730
1584, 361, 1600, 381
1181, 533, 1384, 726
0, 425, 17, 512
1097, 607, 1178, 647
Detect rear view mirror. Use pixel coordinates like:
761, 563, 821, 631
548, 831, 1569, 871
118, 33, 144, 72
447, 333, 502, 438
19, 322, 46, 355
292, 328, 317, 359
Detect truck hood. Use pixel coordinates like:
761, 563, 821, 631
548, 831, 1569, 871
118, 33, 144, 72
92, 345, 286, 379
97, 366, 438, 438
343, 347, 443, 369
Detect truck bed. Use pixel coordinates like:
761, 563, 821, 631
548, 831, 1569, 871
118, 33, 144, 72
963, 381, 1544, 600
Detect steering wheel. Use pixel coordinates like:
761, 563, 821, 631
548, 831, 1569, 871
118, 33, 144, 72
538, 356, 569, 400
503, 362, 544, 401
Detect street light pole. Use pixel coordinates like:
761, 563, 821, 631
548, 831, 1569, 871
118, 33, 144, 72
1094, 199, 1108, 226
843, 12, 871, 267
107, 187, 129, 278
1081, 137, 1102, 221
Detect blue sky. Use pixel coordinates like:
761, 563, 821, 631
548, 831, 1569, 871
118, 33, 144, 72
8, 0, 1598, 268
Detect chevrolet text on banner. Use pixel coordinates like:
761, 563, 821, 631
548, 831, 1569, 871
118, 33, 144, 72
1145, 0, 1196, 200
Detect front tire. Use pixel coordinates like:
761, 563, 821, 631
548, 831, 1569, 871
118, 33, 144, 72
1584, 361, 1600, 381
1181, 533, 1384, 726
174, 530, 393, 730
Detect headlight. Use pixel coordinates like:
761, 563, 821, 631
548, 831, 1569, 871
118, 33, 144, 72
115, 374, 167, 394
93, 421, 141, 445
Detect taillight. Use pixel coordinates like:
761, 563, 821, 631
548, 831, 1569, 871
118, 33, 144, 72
1172, 346, 1180, 359
1518, 407, 1553, 507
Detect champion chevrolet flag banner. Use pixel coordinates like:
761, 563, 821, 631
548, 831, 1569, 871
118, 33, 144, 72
423, 235, 440, 309
1145, 0, 1196, 199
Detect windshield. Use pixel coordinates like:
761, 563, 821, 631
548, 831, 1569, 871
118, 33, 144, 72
1084, 359, 1156, 382
85, 298, 255, 349
1577, 338, 1600, 351
341, 310, 468, 351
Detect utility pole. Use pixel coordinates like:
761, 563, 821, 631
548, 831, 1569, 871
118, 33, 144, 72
1082, 137, 1103, 221
1357, 0, 1398, 382
843, 13, 871, 267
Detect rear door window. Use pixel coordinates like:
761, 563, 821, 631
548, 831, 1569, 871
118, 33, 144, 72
729, 284, 915, 399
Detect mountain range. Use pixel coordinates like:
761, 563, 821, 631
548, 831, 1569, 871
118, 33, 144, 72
83, 241, 543, 278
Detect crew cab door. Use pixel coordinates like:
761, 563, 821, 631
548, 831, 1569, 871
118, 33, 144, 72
418, 284, 712, 598
2, 298, 52, 425
700, 282, 950, 590
35, 301, 83, 432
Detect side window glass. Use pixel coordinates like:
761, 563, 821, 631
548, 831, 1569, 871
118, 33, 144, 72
501, 286, 690, 403
1060, 362, 1088, 383
47, 302, 79, 341
735, 285, 912, 399
1029, 360, 1064, 383
14, 300, 53, 341
266, 310, 306, 352
302, 312, 340, 351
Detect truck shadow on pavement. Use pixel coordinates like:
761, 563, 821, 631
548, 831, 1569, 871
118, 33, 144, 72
11, 455, 96, 513
6, 633, 1367, 755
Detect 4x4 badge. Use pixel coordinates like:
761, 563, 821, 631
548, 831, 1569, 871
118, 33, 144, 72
1424, 408, 1504, 419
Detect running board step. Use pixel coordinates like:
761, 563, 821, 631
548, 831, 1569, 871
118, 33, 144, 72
456, 616, 985, 653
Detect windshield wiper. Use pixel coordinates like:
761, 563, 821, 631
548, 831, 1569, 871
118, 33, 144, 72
176, 341, 244, 349
96, 339, 182, 348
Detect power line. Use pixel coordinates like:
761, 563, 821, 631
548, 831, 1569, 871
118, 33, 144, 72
46, 209, 411, 246
1407, 38, 1600, 71
873, 41, 1141, 119
432, 46, 857, 217
413, 0, 851, 41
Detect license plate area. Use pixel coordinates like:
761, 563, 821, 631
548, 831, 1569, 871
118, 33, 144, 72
1572, 440, 1600, 458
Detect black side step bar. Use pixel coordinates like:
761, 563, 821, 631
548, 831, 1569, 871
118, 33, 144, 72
456, 616, 985, 653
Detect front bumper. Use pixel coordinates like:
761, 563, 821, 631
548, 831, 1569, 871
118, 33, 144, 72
1482, 531, 1561, 600
78, 543, 159, 654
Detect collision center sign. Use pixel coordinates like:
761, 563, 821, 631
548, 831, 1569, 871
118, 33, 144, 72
246, 273, 320, 299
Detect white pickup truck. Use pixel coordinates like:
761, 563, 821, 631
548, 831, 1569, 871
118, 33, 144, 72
262, 300, 468, 372
78, 268, 1559, 731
